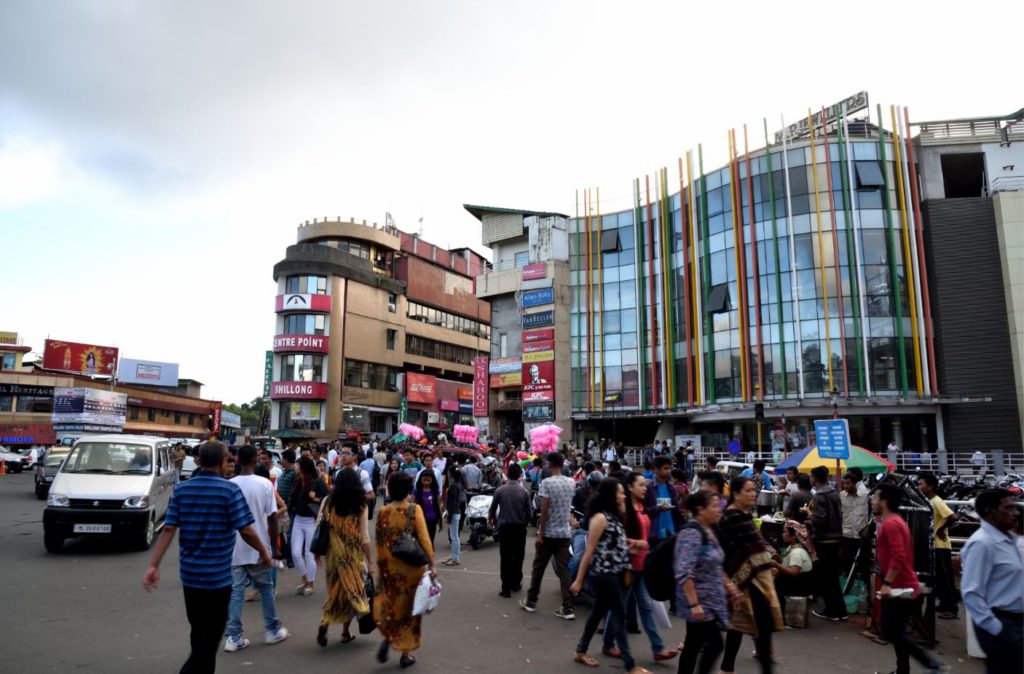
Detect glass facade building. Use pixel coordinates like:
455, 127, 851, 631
571, 109, 936, 427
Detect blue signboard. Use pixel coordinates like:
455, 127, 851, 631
522, 310, 554, 329
814, 419, 851, 460
522, 287, 554, 308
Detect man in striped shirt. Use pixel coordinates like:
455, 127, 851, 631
143, 441, 271, 674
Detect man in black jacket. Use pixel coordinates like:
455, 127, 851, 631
809, 465, 848, 621
488, 463, 533, 598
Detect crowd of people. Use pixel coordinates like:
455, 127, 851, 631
140, 436, 1022, 674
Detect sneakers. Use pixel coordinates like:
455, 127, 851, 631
224, 636, 250, 652
265, 627, 289, 645
811, 609, 844, 622
555, 606, 576, 620
519, 599, 536, 613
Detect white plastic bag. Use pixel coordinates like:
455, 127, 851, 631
652, 599, 672, 630
412, 573, 442, 616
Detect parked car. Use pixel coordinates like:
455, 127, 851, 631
35, 447, 70, 499
0, 445, 27, 473
43, 435, 177, 553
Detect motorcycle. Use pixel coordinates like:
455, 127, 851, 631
466, 484, 499, 549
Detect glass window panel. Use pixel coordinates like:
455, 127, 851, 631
604, 333, 621, 350
603, 310, 620, 333
620, 310, 637, 334
622, 332, 638, 349
619, 281, 636, 309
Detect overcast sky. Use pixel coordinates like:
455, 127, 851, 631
1, 1, 1017, 405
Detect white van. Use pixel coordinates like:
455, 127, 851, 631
43, 435, 178, 553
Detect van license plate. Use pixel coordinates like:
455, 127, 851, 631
73, 524, 112, 533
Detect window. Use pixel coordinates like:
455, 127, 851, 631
706, 284, 731, 314
499, 334, 508, 358
405, 301, 490, 339
188, 414, 195, 425
386, 329, 397, 350
284, 313, 327, 335
600, 229, 621, 253
147, 408, 156, 422
405, 335, 480, 366
280, 402, 322, 430
940, 153, 987, 198
286, 275, 327, 294
854, 161, 885, 189
174, 411, 181, 424
129, 406, 139, 421
1, 353, 15, 370
281, 354, 324, 382
15, 395, 52, 413
514, 251, 529, 268
388, 293, 397, 313
343, 359, 399, 391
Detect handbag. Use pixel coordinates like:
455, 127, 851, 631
357, 574, 377, 634
390, 504, 429, 566
308, 495, 332, 557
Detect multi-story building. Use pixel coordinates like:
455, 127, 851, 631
269, 217, 490, 442
467, 206, 572, 443
560, 94, 1021, 455
915, 109, 1024, 452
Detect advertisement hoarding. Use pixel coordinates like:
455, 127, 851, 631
522, 328, 554, 343
523, 340, 554, 354
51, 387, 127, 429
488, 357, 521, 374
43, 339, 119, 376
211, 403, 222, 434
263, 351, 273, 397
439, 399, 459, 412
523, 403, 554, 421
489, 372, 522, 388
289, 402, 322, 420
270, 381, 328, 400
521, 287, 554, 308
522, 360, 554, 403
406, 372, 437, 404
457, 386, 473, 400
118, 358, 180, 387
522, 310, 554, 329
522, 350, 554, 363
472, 357, 489, 417
273, 334, 329, 354
522, 263, 547, 280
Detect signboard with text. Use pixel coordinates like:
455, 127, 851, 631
406, 372, 437, 404
523, 403, 554, 421
263, 351, 273, 397
522, 360, 554, 402
472, 357, 489, 417
275, 293, 333, 313
488, 357, 521, 374
43, 339, 119, 376
775, 91, 869, 143
522, 287, 554, 308
522, 310, 554, 329
522, 350, 554, 363
118, 358, 180, 387
52, 387, 127, 429
814, 419, 851, 460
523, 340, 554, 354
522, 263, 546, 280
522, 328, 554, 343
489, 372, 522, 388
270, 381, 328, 400
273, 334, 330, 354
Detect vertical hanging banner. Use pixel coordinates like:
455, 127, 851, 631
473, 356, 489, 417
263, 351, 273, 398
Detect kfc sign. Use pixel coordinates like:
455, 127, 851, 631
275, 294, 333, 313
473, 357, 489, 417
406, 372, 436, 404
273, 334, 330, 354
270, 381, 328, 400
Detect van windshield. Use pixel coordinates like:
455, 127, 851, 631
45, 450, 70, 468
62, 443, 153, 475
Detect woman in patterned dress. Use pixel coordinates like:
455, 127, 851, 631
315, 467, 373, 646
373, 471, 436, 668
569, 478, 652, 674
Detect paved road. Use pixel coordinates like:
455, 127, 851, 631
0, 472, 983, 673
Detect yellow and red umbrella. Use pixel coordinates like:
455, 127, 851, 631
774, 445, 894, 476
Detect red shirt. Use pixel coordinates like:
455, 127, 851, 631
877, 514, 919, 593
630, 501, 651, 572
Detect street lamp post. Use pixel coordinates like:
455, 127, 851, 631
830, 385, 840, 479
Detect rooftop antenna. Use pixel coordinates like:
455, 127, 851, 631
417, 216, 424, 237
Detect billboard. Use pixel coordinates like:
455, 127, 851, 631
522, 310, 554, 329
523, 328, 553, 343
488, 357, 521, 374
472, 357, 489, 417
118, 358, 180, 387
43, 339, 119, 376
489, 372, 522, 388
289, 402, 322, 421
522, 263, 547, 280
522, 360, 554, 402
522, 287, 554, 308
52, 387, 127, 429
407, 372, 437, 404
523, 403, 554, 422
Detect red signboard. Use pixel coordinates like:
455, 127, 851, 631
522, 359, 554, 403
270, 381, 328, 400
523, 328, 554, 343
439, 399, 459, 412
523, 340, 554, 353
457, 386, 473, 400
42, 339, 119, 376
406, 372, 437, 404
275, 293, 333, 313
211, 402, 222, 434
272, 334, 330, 354
0, 423, 56, 445
473, 356, 489, 417
522, 263, 546, 280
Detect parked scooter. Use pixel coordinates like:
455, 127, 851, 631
466, 483, 499, 549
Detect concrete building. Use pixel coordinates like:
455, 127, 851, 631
269, 217, 490, 442
916, 108, 1024, 451
467, 206, 572, 444
0, 332, 32, 372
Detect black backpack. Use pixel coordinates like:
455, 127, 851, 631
643, 522, 708, 602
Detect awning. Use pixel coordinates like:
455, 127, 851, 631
270, 428, 312, 439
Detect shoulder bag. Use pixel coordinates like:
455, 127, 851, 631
391, 504, 429, 566
309, 494, 332, 556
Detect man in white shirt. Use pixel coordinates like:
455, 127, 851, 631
971, 450, 986, 471
326, 446, 338, 470
339, 449, 374, 502
603, 444, 617, 463
225, 446, 287, 651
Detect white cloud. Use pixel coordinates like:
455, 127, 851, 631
0, 137, 62, 206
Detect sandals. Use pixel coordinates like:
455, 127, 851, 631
574, 652, 599, 668
653, 649, 679, 661
302, 585, 314, 596
601, 647, 622, 658
316, 624, 328, 648
340, 632, 355, 643
443, 559, 460, 566
400, 654, 417, 668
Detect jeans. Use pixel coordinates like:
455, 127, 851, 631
181, 585, 232, 674
678, 619, 724, 674
605, 575, 664, 653
226, 565, 281, 640
448, 515, 461, 562
291, 515, 316, 582
577, 572, 635, 670
974, 613, 1023, 674
720, 583, 774, 674
425, 518, 438, 547
934, 548, 958, 614
880, 597, 940, 674
813, 541, 847, 618
499, 523, 528, 593
526, 536, 572, 610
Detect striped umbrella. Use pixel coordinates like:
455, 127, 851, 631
774, 445, 894, 475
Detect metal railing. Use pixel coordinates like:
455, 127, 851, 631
992, 176, 1024, 194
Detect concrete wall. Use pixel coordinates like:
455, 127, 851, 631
397, 256, 490, 321
994, 190, 1024, 446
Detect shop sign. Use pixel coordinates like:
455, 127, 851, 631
522, 263, 546, 280
488, 357, 521, 374
118, 358, 179, 387
489, 372, 522, 388
0, 423, 56, 445
289, 402, 322, 421
522, 350, 554, 363
457, 386, 473, 400
275, 293, 333, 313
775, 91, 869, 143
406, 372, 436, 404
522, 310, 554, 329
263, 351, 273, 397
523, 389, 554, 403
0, 384, 53, 397
52, 387, 127, 428
522, 360, 554, 401
440, 399, 460, 412
472, 357, 489, 417
211, 403, 222, 434
523, 340, 554, 353
270, 381, 328, 400
522, 328, 553, 343
459, 400, 473, 415
0, 331, 18, 344
522, 287, 554, 308
273, 334, 329, 353
523, 403, 554, 421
